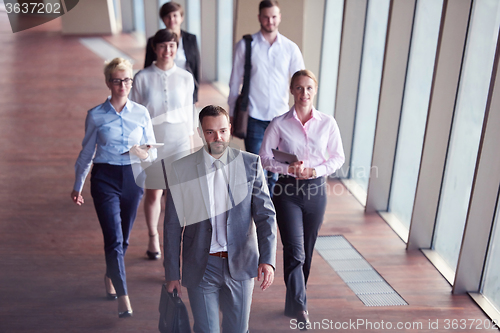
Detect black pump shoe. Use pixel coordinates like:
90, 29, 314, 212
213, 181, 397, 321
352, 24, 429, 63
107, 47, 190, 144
104, 275, 117, 300
118, 310, 133, 318
146, 233, 161, 260
107, 292, 118, 300
146, 250, 161, 260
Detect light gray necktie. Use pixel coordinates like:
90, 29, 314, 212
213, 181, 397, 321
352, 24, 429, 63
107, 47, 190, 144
213, 160, 227, 247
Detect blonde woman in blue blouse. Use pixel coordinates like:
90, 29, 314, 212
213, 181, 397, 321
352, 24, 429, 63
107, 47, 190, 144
71, 58, 156, 318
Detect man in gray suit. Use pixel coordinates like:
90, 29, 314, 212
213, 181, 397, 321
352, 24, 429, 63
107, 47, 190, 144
164, 105, 277, 333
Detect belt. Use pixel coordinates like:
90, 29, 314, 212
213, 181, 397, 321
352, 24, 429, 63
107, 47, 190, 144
209, 251, 228, 258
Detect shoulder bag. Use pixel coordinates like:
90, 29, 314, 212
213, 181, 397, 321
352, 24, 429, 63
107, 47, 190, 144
233, 34, 253, 139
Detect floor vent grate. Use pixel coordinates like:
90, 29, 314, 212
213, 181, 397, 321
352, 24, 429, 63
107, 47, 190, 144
316, 235, 408, 307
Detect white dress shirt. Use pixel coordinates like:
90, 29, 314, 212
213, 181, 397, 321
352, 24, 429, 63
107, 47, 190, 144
259, 106, 345, 177
228, 31, 305, 121
203, 148, 230, 253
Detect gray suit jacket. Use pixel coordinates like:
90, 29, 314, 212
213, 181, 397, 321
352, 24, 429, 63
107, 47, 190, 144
163, 147, 277, 288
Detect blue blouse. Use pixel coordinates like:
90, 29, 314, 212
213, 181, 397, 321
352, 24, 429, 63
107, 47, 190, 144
73, 98, 157, 192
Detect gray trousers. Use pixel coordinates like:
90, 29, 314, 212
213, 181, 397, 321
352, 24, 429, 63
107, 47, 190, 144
187, 255, 254, 333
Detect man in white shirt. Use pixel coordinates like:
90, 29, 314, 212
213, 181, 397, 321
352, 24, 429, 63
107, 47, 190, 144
228, 0, 305, 193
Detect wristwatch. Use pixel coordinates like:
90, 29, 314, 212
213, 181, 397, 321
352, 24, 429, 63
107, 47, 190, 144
311, 168, 317, 179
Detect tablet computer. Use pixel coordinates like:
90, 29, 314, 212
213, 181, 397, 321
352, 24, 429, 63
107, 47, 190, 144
272, 149, 299, 164
139, 143, 164, 149
121, 143, 164, 155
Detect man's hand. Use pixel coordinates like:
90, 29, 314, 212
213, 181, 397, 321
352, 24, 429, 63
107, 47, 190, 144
166, 280, 182, 297
71, 190, 84, 205
257, 263, 274, 291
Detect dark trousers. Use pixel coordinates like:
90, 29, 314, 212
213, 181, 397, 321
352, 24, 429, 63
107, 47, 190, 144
245, 116, 278, 195
272, 176, 327, 316
90, 163, 144, 297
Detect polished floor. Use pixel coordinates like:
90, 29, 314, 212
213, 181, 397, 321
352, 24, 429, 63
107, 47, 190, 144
0, 16, 493, 333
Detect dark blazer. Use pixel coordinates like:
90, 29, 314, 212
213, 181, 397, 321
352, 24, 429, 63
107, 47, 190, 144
145, 30, 200, 103
163, 147, 277, 288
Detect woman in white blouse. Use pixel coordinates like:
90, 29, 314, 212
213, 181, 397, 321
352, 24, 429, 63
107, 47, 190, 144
144, 1, 200, 103
130, 29, 195, 260
259, 70, 345, 325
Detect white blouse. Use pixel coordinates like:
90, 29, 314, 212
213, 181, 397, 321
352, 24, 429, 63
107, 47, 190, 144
175, 37, 187, 70
129, 64, 195, 135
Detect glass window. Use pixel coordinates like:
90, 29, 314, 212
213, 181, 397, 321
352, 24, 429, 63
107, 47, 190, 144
112, 0, 120, 21
217, 0, 233, 84
433, 0, 500, 272
388, 0, 443, 229
317, 0, 344, 116
350, 0, 390, 193
186, 0, 202, 48
482, 193, 500, 311
132, 0, 145, 34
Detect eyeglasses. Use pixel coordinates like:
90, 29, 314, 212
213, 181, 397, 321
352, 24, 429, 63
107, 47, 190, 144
109, 78, 133, 86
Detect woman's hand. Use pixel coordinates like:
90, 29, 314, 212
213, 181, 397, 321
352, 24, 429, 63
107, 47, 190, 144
288, 161, 304, 178
71, 190, 84, 205
288, 162, 316, 179
129, 144, 150, 160
297, 168, 315, 180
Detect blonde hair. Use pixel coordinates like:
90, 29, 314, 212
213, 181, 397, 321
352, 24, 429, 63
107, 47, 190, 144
290, 69, 318, 90
103, 58, 133, 82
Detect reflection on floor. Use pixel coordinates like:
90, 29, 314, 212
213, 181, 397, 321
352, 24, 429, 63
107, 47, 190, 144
316, 235, 407, 307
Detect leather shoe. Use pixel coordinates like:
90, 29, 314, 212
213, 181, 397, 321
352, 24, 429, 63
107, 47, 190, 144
296, 310, 310, 331
118, 310, 133, 318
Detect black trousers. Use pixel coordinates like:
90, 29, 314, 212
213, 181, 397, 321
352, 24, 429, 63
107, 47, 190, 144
272, 175, 327, 316
90, 163, 144, 297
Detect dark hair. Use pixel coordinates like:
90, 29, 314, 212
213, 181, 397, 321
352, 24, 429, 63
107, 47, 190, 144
199, 105, 230, 126
152, 29, 179, 49
259, 0, 279, 12
159, 1, 184, 19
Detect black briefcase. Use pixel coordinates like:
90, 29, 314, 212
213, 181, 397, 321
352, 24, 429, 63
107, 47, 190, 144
158, 284, 191, 333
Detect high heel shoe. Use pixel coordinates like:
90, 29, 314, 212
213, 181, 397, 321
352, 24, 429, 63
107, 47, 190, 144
104, 275, 117, 300
146, 233, 161, 260
146, 250, 161, 260
118, 295, 133, 318
118, 310, 133, 318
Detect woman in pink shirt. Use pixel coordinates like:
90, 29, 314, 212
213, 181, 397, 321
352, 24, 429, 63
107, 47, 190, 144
259, 69, 345, 326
